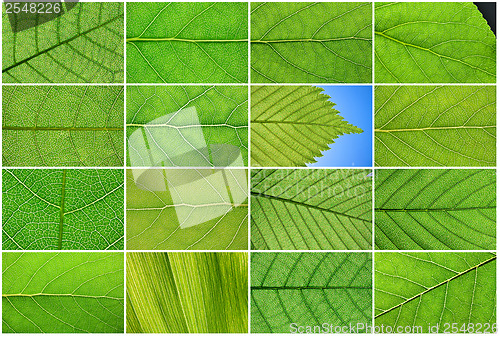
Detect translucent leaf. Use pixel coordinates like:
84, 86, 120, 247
126, 2, 248, 83
375, 2, 496, 83
2, 2, 124, 83
3, 85, 124, 167
127, 252, 248, 333
126, 85, 248, 167
2, 169, 124, 250
2, 252, 124, 333
375, 252, 496, 331
251, 252, 372, 333
375, 169, 495, 250
126, 168, 248, 250
251, 86, 362, 167
251, 2, 372, 83
251, 169, 372, 250
375, 85, 496, 167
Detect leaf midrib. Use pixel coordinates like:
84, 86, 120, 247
376, 125, 495, 132
376, 206, 494, 212
251, 191, 370, 223
2, 293, 122, 301
374, 31, 495, 77
3, 126, 123, 132
375, 255, 496, 318
252, 286, 371, 290
58, 170, 67, 250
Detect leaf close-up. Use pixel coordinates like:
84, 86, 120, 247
3, 2, 124, 83
126, 169, 248, 250
251, 2, 372, 83
127, 85, 248, 167
251, 252, 372, 333
3, 169, 124, 250
375, 252, 496, 331
126, 2, 248, 83
3, 252, 124, 333
251, 86, 362, 167
251, 169, 372, 250
375, 2, 496, 83
127, 252, 248, 333
3, 85, 124, 167
375, 169, 495, 250
375, 85, 496, 167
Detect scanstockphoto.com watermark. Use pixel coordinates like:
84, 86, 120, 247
290, 322, 497, 334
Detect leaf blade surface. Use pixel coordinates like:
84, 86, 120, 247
375, 85, 496, 167
251, 169, 372, 250
251, 86, 362, 167
2, 252, 124, 333
3, 85, 124, 167
375, 2, 496, 83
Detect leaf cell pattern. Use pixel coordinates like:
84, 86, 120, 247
251, 86, 362, 167
127, 85, 248, 167
126, 2, 248, 83
251, 2, 372, 83
3, 169, 124, 250
375, 169, 496, 250
3, 252, 124, 333
375, 252, 496, 331
375, 85, 496, 167
251, 169, 372, 250
251, 252, 372, 333
3, 85, 124, 167
375, 2, 496, 83
3, 2, 124, 83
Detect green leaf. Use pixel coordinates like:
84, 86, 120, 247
251, 2, 372, 83
375, 2, 496, 83
126, 168, 248, 250
126, 2, 248, 83
375, 85, 496, 167
251, 86, 362, 167
2, 252, 124, 333
375, 169, 496, 250
3, 85, 124, 167
2, 169, 124, 250
251, 252, 372, 333
251, 169, 372, 250
375, 252, 496, 331
3, 2, 124, 83
127, 252, 248, 333
127, 85, 248, 167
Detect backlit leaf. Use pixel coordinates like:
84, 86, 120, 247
375, 169, 495, 250
251, 169, 372, 250
251, 252, 372, 333
375, 2, 496, 83
3, 85, 124, 167
127, 252, 248, 333
2, 2, 124, 83
251, 2, 372, 83
375, 85, 496, 167
2, 252, 124, 333
127, 85, 248, 167
375, 252, 496, 331
126, 168, 248, 250
251, 86, 362, 167
2, 169, 124, 250
126, 2, 248, 83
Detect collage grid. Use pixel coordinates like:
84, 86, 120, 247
0, 0, 497, 334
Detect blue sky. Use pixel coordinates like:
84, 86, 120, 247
308, 85, 373, 167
